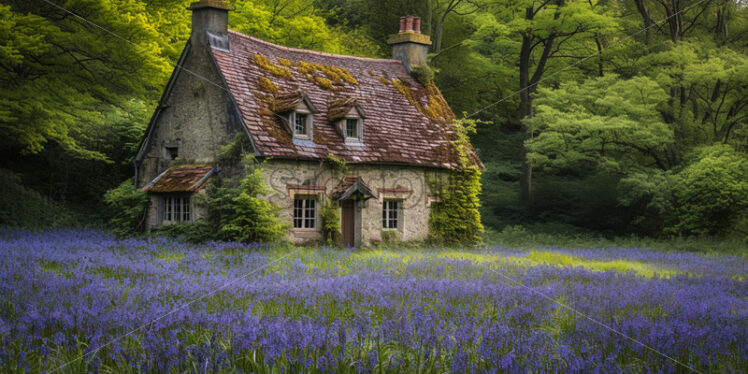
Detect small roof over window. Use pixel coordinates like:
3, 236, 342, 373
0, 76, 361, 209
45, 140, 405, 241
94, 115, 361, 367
327, 98, 365, 121
271, 92, 318, 114
142, 165, 216, 193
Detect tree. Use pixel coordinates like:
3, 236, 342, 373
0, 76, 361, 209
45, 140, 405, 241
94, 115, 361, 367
668, 145, 748, 236
526, 75, 673, 173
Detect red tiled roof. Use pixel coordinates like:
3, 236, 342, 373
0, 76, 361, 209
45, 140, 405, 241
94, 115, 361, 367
143, 165, 215, 193
211, 31, 483, 169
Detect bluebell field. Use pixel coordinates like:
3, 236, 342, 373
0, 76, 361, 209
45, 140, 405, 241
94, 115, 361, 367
0, 229, 745, 373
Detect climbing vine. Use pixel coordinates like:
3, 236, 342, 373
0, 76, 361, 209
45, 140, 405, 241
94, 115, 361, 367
428, 116, 484, 246
320, 198, 341, 245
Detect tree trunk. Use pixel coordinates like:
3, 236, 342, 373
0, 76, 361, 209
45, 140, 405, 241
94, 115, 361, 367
519, 30, 533, 204
633, 0, 654, 45
432, 18, 444, 53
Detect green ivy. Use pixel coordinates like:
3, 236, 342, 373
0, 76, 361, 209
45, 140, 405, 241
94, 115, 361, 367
320, 198, 341, 245
323, 154, 348, 173
103, 180, 149, 238
428, 168, 484, 246
427, 116, 484, 246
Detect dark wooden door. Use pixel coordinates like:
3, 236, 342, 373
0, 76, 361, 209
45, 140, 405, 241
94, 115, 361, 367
342, 200, 354, 247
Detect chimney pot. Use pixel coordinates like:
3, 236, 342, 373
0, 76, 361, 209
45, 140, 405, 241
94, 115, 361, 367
405, 16, 414, 32
413, 17, 421, 33
399, 16, 407, 33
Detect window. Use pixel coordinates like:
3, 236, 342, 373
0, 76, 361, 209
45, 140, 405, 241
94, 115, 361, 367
382, 200, 400, 229
294, 113, 308, 136
345, 119, 358, 138
164, 143, 178, 160
293, 198, 316, 229
163, 196, 191, 222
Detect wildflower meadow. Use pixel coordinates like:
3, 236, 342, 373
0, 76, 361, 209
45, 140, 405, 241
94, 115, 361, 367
0, 229, 745, 373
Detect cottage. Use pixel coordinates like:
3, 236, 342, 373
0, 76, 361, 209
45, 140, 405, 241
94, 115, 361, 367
135, 0, 482, 246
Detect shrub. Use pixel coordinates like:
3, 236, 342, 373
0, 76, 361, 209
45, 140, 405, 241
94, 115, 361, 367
0, 169, 80, 229
668, 145, 748, 237
320, 198, 341, 245
217, 156, 287, 243
103, 180, 149, 237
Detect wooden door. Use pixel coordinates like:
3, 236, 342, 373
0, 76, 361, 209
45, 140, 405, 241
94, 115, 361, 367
342, 200, 354, 247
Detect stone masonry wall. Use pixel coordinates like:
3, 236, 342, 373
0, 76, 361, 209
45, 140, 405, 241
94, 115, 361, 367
138, 45, 244, 189
261, 159, 448, 245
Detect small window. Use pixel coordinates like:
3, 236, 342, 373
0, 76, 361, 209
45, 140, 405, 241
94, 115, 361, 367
295, 113, 308, 136
346, 119, 358, 138
165, 144, 178, 160
293, 198, 316, 229
163, 196, 191, 222
382, 200, 400, 229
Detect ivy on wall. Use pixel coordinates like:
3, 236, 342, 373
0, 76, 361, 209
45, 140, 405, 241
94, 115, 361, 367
428, 117, 484, 246
320, 198, 341, 245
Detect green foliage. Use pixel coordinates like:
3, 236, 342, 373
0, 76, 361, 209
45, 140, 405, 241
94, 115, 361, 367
230, 0, 380, 57
322, 154, 348, 173
380, 230, 398, 245
0, 169, 80, 228
668, 145, 748, 237
320, 199, 341, 245
218, 133, 254, 165
410, 65, 435, 85
103, 180, 149, 237
217, 156, 287, 243
428, 168, 484, 246
526, 75, 673, 173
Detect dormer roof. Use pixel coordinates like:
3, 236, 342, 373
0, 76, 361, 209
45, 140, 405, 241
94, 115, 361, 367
328, 98, 365, 121
210, 30, 482, 169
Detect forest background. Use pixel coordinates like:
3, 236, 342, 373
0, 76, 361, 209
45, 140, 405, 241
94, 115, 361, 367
1, 0, 746, 245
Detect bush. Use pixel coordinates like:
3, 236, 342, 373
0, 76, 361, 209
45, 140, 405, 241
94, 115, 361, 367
0, 169, 80, 229
668, 145, 748, 237
320, 198, 341, 245
215, 156, 287, 243
103, 180, 149, 237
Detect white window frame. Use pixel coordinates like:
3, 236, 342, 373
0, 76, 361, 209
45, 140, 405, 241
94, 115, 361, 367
293, 197, 317, 230
382, 200, 401, 230
339, 117, 363, 144
162, 195, 192, 223
289, 108, 313, 140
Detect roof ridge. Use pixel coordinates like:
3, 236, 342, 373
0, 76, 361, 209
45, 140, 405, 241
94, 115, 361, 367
226, 29, 402, 64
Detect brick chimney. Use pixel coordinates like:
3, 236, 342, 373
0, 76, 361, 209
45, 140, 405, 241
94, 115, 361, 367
387, 15, 432, 69
188, 0, 230, 47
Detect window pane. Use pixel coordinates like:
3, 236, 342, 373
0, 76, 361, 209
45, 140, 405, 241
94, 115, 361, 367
346, 119, 357, 138
295, 114, 307, 135
293, 199, 303, 228
164, 198, 171, 221
175, 199, 182, 221
182, 198, 190, 221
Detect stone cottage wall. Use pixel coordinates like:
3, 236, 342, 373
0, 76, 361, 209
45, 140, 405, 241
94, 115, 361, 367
138, 45, 245, 189
261, 159, 448, 245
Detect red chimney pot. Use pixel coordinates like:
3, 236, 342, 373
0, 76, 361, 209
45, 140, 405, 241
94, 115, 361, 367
405, 16, 414, 32
413, 17, 421, 33
399, 16, 406, 32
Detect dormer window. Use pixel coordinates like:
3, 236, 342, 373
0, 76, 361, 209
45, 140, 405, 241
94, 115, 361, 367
328, 97, 365, 145
272, 92, 317, 141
